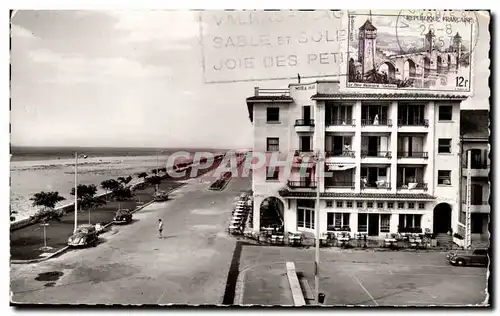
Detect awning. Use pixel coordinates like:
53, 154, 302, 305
326, 163, 356, 171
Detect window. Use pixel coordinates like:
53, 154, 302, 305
399, 214, 422, 230
266, 138, 279, 152
367, 202, 373, 208
346, 201, 353, 208
327, 213, 350, 230
267, 107, 280, 122
418, 203, 425, 209
438, 139, 452, 153
297, 208, 315, 229
358, 213, 368, 232
381, 214, 391, 233
336, 201, 343, 208
326, 201, 333, 208
357, 201, 363, 208
377, 202, 384, 209
438, 170, 451, 185
408, 202, 415, 209
387, 202, 394, 209
265, 167, 279, 181
438, 105, 453, 121
379, 168, 387, 177
398, 202, 405, 209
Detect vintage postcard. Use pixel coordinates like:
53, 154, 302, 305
9, 9, 491, 308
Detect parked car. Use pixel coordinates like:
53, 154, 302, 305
154, 190, 169, 201
447, 248, 489, 266
113, 209, 132, 224
68, 224, 98, 247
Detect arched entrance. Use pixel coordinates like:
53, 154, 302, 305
260, 197, 284, 229
423, 57, 431, 78
378, 62, 396, 80
433, 203, 452, 234
403, 59, 416, 79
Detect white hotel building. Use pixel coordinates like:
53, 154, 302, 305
246, 80, 468, 239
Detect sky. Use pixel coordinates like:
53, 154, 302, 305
10, 10, 489, 149
10, 10, 260, 149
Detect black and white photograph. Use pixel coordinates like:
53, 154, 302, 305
7, 6, 492, 309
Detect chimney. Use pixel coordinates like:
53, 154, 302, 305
254, 87, 259, 96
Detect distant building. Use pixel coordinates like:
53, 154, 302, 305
459, 110, 490, 242
246, 80, 468, 239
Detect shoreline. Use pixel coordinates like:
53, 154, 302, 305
10, 155, 225, 230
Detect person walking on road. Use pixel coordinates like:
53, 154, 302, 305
158, 219, 163, 238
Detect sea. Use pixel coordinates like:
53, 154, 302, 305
10, 146, 228, 222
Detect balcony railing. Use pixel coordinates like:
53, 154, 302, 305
361, 151, 392, 158
325, 119, 355, 126
325, 181, 355, 189
325, 150, 355, 158
294, 119, 315, 127
360, 181, 391, 189
398, 119, 429, 127
361, 118, 392, 126
397, 151, 429, 159
462, 161, 490, 169
461, 200, 489, 205
397, 182, 428, 191
288, 180, 317, 188
294, 150, 315, 156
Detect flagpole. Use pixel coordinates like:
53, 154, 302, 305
74, 152, 78, 233
314, 151, 322, 304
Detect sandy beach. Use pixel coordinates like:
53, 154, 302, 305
10, 154, 179, 221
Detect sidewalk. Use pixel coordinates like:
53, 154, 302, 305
10, 160, 222, 262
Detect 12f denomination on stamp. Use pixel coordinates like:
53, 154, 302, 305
347, 10, 477, 92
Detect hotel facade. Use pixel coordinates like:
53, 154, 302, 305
246, 80, 473, 239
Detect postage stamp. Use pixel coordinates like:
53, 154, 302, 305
346, 10, 477, 92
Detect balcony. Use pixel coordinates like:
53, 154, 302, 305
398, 119, 429, 127
461, 200, 490, 213
361, 151, 392, 158
461, 162, 490, 178
397, 182, 428, 192
325, 118, 356, 132
294, 150, 315, 157
287, 180, 317, 189
325, 118, 355, 126
294, 119, 315, 133
397, 151, 429, 164
361, 118, 392, 127
325, 181, 355, 189
397, 119, 429, 133
397, 151, 428, 158
360, 180, 391, 191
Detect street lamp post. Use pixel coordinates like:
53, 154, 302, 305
74, 152, 78, 233
156, 150, 164, 193
314, 151, 323, 304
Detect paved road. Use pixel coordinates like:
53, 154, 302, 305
238, 246, 489, 306
11, 169, 251, 305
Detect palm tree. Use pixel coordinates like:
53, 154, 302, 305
112, 186, 134, 209
70, 184, 106, 223
30, 191, 66, 223
101, 179, 121, 201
